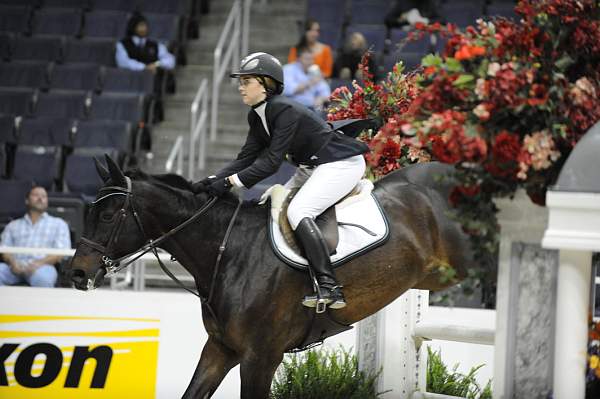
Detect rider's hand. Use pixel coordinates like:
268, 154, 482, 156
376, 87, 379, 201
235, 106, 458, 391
192, 175, 217, 193
207, 177, 233, 197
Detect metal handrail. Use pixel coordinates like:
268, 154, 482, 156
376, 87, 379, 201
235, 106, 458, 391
189, 78, 209, 179
165, 135, 184, 175
210, 0, 243, 142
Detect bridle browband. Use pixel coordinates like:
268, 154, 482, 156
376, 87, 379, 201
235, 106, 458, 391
79, 177, 242, 316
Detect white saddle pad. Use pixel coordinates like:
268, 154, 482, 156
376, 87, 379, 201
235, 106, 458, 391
261, 180, 390, 269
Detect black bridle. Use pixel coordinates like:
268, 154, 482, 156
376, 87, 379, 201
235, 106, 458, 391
78, 177, 241, 316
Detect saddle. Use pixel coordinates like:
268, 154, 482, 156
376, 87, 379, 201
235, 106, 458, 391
261, 180, 390, 270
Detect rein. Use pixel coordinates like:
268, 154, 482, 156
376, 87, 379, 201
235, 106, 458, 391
79, 177, 243, 316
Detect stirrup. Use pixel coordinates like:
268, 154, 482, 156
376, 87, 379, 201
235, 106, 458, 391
302, 294, 331, 313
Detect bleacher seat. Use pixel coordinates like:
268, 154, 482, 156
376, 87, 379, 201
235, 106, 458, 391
347, 25, 387, 53
0, 179, 32, 223
145, 13, 181, 44
12, 36, 63, 62
47, 194, 86, 243
43, 0, 91, 10
91, 0, 137, 12
440, 2, 485, 27
0, 6, 31, 35
73, 119, 131, 153
34, 91, 89, 119
0, 115, 15, 178
49, 63, 100, 91
83, 10, 128, 38
18, 117, 74, 146
0, 61, 49, 89
384, 51, 423, 73
0, 0, 37, 6
0, 88, 34, 116
64, 37, 115, 65
101, 67, 154, 95
12, 145, 62, 189
329, 78, 353, 92
307, 0, 346, 28
31, 8, 83, 37
89, 92, 145, 124
349, 0, 389, 25
389, 29, 431, 54
63, 147, 118, 195
486, 3, 518, 20
137, 0, 191, 15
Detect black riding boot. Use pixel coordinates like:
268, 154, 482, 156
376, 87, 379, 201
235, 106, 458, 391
294, 217, 346, 310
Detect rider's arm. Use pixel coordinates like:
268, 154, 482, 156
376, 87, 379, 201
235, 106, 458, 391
235, 104, 298, 188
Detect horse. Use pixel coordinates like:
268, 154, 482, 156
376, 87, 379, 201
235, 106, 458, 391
66, 156, 473, 399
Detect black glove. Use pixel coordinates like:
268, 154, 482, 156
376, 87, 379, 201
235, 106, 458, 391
207, 177, 233, 197
191, 175, 217, 194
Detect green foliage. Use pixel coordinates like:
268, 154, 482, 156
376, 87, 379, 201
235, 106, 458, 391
270, 347, 384, 399
427, 346, 492, 399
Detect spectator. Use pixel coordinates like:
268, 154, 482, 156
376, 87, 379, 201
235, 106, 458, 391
0, 186, 71, 287
283, 46, 331, 112
333, 32, 379, 81
116, 12, 176, 73
288, 19, 334, 78
384, 0, 439, 29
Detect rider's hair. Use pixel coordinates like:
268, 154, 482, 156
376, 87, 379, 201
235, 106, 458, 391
256, 76, 279, 96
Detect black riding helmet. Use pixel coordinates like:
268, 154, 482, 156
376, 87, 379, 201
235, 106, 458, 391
230, 52, 284, 94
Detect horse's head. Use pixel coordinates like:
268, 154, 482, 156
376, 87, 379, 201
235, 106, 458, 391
68, 155, 148, 290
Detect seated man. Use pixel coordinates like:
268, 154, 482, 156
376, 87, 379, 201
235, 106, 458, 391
115, 12, 176, 73
283, 46, 331, 112
0, 186, 71, 287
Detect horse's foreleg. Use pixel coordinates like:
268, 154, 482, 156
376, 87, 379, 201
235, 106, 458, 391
239, 351, 284, 399
182, 336, 239, 399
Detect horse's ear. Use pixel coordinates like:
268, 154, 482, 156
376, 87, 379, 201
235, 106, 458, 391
94, 157, 110, 183
104, 154, 126, 187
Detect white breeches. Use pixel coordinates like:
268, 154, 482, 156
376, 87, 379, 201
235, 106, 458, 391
285, 155, 366, 230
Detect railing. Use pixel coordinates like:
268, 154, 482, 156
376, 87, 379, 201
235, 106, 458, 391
165, 135, 184, 175
210, 0, 250, 142
189, 78, 209, 179
0, 246, 181, 291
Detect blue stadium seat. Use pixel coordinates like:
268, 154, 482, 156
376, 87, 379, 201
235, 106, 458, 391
101, 67, 154, 94
440, 2, 485, 27
389, 29, 432, 54
307, 0, 346, 27
329, 78, 352, 92
145, 13, 181, 44
89, 92, 145, 124
384, 51, 423, 74
31, 8, 83, 37
12, 145, 62, 190
0, 179, 32, 223
83, 10, 128, 38
0, 88, 34, 116
0, 0, 38, 6
486, 4, 518, 21
346, 25, 387, 53
64, 37, 115, 65
18, 117, 74, 146
43, 0, 91, 9
73, 119, 131, 153
12, 36, 63, 62
0, 115, 15, 178
349, 1, 389, 25
34, 90, 89, 119
0, 61, 49, 89
91, 0, 136, 12
49, 63, 101, 91
137, 0, 191, 15
63, 147, 118, 195
0, 6, 31, 35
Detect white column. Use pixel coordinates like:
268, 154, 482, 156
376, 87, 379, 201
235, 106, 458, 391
553, 249, 592, 399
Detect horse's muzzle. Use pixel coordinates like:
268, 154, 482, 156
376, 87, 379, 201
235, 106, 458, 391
70, 268, 106, 291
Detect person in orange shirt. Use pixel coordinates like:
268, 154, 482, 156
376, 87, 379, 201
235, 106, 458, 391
288, 19, 333, 78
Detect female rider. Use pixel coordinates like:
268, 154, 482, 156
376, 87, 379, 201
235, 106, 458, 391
192, 52, 368, 310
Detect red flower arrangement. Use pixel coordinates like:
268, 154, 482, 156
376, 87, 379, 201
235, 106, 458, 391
327, 0, 600, 265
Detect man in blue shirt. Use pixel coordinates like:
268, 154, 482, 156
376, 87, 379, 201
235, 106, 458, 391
115, 12, 175, 72
0, 186, 71, 287
283, 46, 331, 112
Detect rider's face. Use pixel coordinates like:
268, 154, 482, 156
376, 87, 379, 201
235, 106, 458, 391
238, 76, 266, 106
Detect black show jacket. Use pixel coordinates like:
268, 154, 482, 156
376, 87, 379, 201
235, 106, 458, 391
215, 95, 369, 188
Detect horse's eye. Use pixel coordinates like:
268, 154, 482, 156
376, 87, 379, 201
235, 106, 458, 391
100, 211, 113, 222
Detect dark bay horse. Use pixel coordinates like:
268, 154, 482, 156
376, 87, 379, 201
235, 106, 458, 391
67, 156, 473, 399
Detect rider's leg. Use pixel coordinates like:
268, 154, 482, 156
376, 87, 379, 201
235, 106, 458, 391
287, 155, 366, 309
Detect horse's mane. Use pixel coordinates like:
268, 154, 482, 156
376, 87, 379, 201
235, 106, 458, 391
126, 169, 193, 192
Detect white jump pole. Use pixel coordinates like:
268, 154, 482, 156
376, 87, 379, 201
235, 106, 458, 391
553, 249, 593, 399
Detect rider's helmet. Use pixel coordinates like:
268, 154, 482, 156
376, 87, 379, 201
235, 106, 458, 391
230, 52, 284, 94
